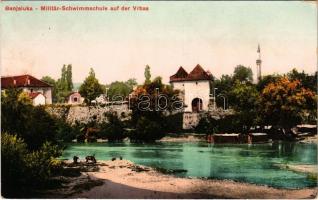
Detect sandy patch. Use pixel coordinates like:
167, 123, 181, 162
44, 160, 317, 199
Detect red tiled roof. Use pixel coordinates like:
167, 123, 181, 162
29, 92, 42, 99
169, 66, 188, 82
170, 64, 212, 82
1, 75, 52, 89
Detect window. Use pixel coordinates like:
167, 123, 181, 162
73, 97, 78, 102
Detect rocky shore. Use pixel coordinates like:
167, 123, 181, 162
42, 159, 317, 199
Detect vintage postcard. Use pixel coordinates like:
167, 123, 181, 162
1, 0, 317, 199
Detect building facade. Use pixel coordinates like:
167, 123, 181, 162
67, 91, 84, 105
170, 64, 213, 112
1, 74, 53, 105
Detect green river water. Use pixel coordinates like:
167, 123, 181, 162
61, 141, 317, 189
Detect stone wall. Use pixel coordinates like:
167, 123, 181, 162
45, 104, 131, 125
182, 108, 235, 130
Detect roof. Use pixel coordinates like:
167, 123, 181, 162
29, 92, 43, 99
1, 75, 52, 89
169, 66, 188, 82
170, 64, 212, 82
68, 91, 81, 97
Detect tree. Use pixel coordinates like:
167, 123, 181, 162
233, 65, 253, 83
41, 76, 57, 103
287, 68, 317, 92
1, 88, 57, 150
79, 68, 105, 104
214, 74, 234, 108
230, 82, 260, 133
108, 81, 133, 101
125, 78, 138, 89
144, 65, 151, 84
256, 74, 281, 92
260, 77, 316, 135
128, 77, 180, 141
66, 64, 73, 91
55, 65, 73, 103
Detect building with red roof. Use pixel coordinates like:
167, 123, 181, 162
66, 91, 84, 105
170, 64, 213, 112
1, 74, 53, 105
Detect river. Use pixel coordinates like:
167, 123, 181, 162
61, 141, 317, 189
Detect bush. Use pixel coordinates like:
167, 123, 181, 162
24, 142, 62, 185
129, 117, 165, 142
1, 133, 62, 198
1, 133, 28, 197
1, 89, 58, 150
195, 115, 218, 134
99, 112, 126, 142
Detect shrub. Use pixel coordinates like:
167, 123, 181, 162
99, 112, 126, 142
195, 115, 218, 134
1, 133, 28, 197
129, 117, 164, 142
1, 133, 62, 197
24, 142, 62, 186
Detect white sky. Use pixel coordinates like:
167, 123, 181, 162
1, 1, 317, 84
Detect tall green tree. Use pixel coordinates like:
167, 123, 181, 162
66, 64, 73, 91
230, 82, 260, 133
79, 68, 105, 104
214, 74, 234, 108
233, 65, 253, 83
144, 65, 151, 84
55, 64, 74, 102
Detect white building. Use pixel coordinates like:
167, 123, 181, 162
1, 74, 53, 105
67, 91, 84, 105
170, 64, 213, 112
29, 92, 46, 106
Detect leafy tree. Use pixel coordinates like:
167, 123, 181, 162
233, 65, 253, 83
125, 78, 138, 89
41, 76, 57, 103
108, 81, 132, 101
1, 88, 57, 150
129, 77, 180, 141
260, 77, 316, 135
230, 82, 260, 134
144, 65, 151, 84
287, 68, 317, 92
256, 74, 281, 92
79, 68, 105, 104
214, 74, 234, 108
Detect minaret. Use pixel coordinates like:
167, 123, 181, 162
256, 44, 262, 82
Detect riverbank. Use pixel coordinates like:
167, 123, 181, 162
42, 160, 317, 199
